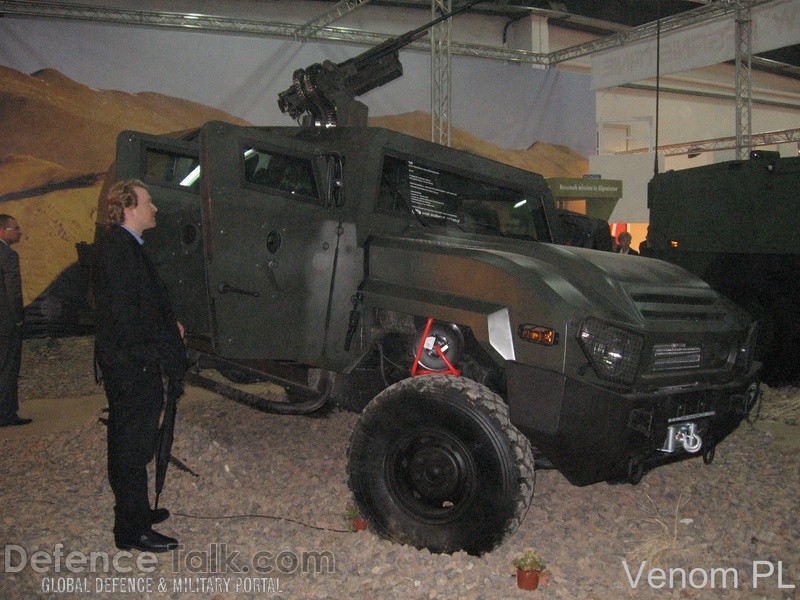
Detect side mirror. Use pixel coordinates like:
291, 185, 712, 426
325, 153, 344, 207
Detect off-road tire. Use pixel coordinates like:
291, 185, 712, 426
347, 375, 534, 555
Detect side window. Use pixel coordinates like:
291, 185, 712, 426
143, 148, 200, 192
243, 148, 319, 199
377, 154, 548, 241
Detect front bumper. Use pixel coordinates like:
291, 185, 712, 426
506, 361, 761, 486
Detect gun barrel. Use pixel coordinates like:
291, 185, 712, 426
278, 0, 485, 126
343, 0, 485, 69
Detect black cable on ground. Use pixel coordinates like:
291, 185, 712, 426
171, 511, 353, 534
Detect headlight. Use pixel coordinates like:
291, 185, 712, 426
577, 318, 643, 385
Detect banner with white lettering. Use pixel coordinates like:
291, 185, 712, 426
591, 0, 800, 90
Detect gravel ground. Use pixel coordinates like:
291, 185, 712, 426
1, 336, 798, 599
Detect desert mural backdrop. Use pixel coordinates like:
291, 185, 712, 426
0, 65, 587, 335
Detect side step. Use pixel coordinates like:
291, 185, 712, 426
185, 352, 331, 415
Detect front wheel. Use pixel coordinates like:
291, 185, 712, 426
347, 375, 534, 555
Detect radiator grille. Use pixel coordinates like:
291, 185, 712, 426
652, 343, 702, 371
650, 341, 733, 372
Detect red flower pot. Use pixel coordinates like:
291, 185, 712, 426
516, 568, 540, 591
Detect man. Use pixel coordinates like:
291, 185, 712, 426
639, 226, 653, 257
615, 231, 639, 256
0, 214, 31, 427
93, 180, 187, 552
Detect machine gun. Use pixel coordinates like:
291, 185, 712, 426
278, 0, 484, 127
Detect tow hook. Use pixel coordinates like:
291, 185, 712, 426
661, 422, 702, 454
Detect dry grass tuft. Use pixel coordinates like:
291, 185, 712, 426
627, 490, 692, 567
759, 385, 800, 425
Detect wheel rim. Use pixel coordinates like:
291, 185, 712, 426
414, 323, 464, 371
385, 426, 477, 523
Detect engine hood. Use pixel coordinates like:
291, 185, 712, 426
381, 230, 749, 331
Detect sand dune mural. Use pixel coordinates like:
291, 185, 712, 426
370, 112, 588, 179
0, 65, 586, 336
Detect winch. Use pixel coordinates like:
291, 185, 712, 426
662, 421, 703, 454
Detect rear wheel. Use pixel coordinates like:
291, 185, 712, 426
347, 375, 534, 555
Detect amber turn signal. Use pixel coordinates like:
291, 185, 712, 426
518, 324, 558, 345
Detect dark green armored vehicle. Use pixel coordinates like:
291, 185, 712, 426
649, 153, 800, 385
102, 120, 760, 555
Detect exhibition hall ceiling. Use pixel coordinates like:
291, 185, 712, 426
1, 0, 798, 76
297, 0, 800, 73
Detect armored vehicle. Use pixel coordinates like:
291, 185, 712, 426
101, 119, 760, 555
648, 153, 800, 385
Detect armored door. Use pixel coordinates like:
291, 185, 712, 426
115, 131, 210, 336
201, 121, 340, 364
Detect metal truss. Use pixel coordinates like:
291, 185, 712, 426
292, 0, 375, 40
1, 0, 775, 67
548, 0, 773, 65
613, 128, 800, 156
431, 0, 452, 146
734, 1, 753, 160
0, 0, 301, 37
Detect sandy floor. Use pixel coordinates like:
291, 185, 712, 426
1, 337, 798, 599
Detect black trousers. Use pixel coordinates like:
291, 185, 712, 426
102, 360, 164, 539
0, 331, 22, 422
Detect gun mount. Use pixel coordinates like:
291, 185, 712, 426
277, 0, 483, 127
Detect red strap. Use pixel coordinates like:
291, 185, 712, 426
410, 318, 461, 377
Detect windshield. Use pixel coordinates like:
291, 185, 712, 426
378, 155, 550, 241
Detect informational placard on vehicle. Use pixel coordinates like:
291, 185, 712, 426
407, 161, 460, 223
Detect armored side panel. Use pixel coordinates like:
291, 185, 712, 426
114, 131, 210, 338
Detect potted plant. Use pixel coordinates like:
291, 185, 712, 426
343, 503, 368, 532
513, 549, 546, 591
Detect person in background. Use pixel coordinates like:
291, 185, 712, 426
93, 180, 187, 552
0, 214, 31, 428
615, 231, 639, 256
639, 226, 653, 257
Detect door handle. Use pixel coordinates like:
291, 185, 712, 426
266, 229, 282, 254
218, 282, 260, 298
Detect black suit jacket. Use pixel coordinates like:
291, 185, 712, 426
0, 241, 23, 337
93, 225, 185, 377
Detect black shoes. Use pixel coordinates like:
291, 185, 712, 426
151, 508, 170, 524
0, 416, 32, 427
115, 529, 178, 553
